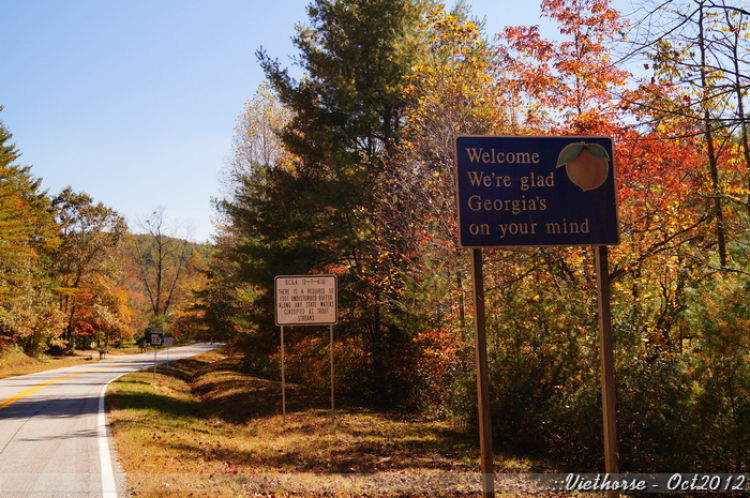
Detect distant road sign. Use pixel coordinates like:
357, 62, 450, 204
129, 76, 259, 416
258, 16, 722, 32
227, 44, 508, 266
275, 275, 338, 326
149, 327, 164, 346
454, 135, 619, 247
164, 337, 173, 348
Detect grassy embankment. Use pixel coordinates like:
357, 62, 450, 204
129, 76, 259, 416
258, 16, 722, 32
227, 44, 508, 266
105, 348, 583, 498
0, 345, 144, 379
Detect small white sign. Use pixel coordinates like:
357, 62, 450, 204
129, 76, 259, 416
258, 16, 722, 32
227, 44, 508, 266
275, 275, 338, 326
164, 337, 173, 348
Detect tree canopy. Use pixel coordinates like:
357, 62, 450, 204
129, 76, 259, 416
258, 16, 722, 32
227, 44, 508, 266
201, 0, 750, 472
3, 0, 750, 474
0, 108, 207, 356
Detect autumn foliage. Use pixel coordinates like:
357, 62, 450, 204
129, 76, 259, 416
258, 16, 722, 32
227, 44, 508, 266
197, 0, 750, 472
5, 0, 749, 475
0, 109, 209, 357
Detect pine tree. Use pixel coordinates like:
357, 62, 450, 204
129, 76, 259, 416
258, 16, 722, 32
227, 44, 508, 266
0, 115, 38, 297
0, 108, 63, 355
237, 0, 428, 398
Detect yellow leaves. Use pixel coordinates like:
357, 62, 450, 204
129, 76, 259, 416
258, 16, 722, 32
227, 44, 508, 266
633, 292, 653, 303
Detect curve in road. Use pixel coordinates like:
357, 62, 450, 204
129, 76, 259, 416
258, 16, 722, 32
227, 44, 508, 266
0, 343, 221, 498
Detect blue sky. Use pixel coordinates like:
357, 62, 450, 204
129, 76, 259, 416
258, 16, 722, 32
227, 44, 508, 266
1, 0, 594, 243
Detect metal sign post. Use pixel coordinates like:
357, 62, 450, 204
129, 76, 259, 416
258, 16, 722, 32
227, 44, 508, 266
149, 328, 164, 383
164, 337, 173, 366
281, 326, 286, 423
275, 275, 338, 422
153, 345, 158, 382
330, 324, 335, 419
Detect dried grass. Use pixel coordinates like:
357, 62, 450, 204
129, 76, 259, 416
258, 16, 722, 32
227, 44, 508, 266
106, 348, 571, 497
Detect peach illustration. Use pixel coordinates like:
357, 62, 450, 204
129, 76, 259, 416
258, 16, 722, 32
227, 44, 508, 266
556, 142, 610, 191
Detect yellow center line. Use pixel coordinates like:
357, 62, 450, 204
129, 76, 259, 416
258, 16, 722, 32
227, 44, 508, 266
0, 362, 131, 411
0, 344, 208, 411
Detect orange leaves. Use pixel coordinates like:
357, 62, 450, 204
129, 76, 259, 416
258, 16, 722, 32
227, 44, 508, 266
413, 328, 469, 411
496, 0, 631, 133
73, 320, 96, 336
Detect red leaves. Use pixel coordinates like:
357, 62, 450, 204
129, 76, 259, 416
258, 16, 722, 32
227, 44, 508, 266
496, 0, 631, 133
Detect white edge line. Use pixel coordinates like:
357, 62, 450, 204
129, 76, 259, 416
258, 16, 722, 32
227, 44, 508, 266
96, 344, 217, 497
99, 373, 125, 498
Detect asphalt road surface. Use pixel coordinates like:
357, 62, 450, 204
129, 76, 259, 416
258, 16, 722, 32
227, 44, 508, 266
0, 343, 221, 497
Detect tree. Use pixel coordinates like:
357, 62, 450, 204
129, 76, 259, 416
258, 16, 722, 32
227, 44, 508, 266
243, 0, 429, 398
51, 187, 127, 349
0, 113, 51, 298
204, 84, 291, 346
129, 207, 198, 326
497, 0, 631, 135
387, 3, 504, 411
622, 0, 750, 267
0, 109, 63, 355
227, 82, 292, 181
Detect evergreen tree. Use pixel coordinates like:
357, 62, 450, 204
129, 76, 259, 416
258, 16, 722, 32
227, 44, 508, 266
0, 108, 63, 355
0, 114, 41, 297
230, 0, 429, 399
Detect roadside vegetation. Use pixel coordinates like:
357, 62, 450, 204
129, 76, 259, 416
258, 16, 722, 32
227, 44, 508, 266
106, 348, 573, 498
0, 129, 209, 361
196, 0, 750, 475
3, 0, 750, 482
0, 343, 144, 379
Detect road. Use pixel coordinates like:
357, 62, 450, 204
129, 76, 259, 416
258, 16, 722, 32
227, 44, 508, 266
0, 343, 221, 497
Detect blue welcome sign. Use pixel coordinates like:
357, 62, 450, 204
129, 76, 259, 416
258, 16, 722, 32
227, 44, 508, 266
454, 135, 619, 247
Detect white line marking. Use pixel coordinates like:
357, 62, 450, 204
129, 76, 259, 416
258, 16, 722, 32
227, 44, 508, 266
99, 380, 120, 498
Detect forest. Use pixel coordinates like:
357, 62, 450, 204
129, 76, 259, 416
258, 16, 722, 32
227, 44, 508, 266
0, 149, 209, 356
3, 0, 750, 475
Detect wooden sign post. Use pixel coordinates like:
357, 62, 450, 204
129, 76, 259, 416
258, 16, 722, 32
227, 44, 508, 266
471, 248, 494, 498
595, 245, 619, 477
455, 136, 620, 497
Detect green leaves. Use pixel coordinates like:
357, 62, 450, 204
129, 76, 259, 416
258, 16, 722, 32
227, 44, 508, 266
556, 141, 611, 167
556, 142, 585, 167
